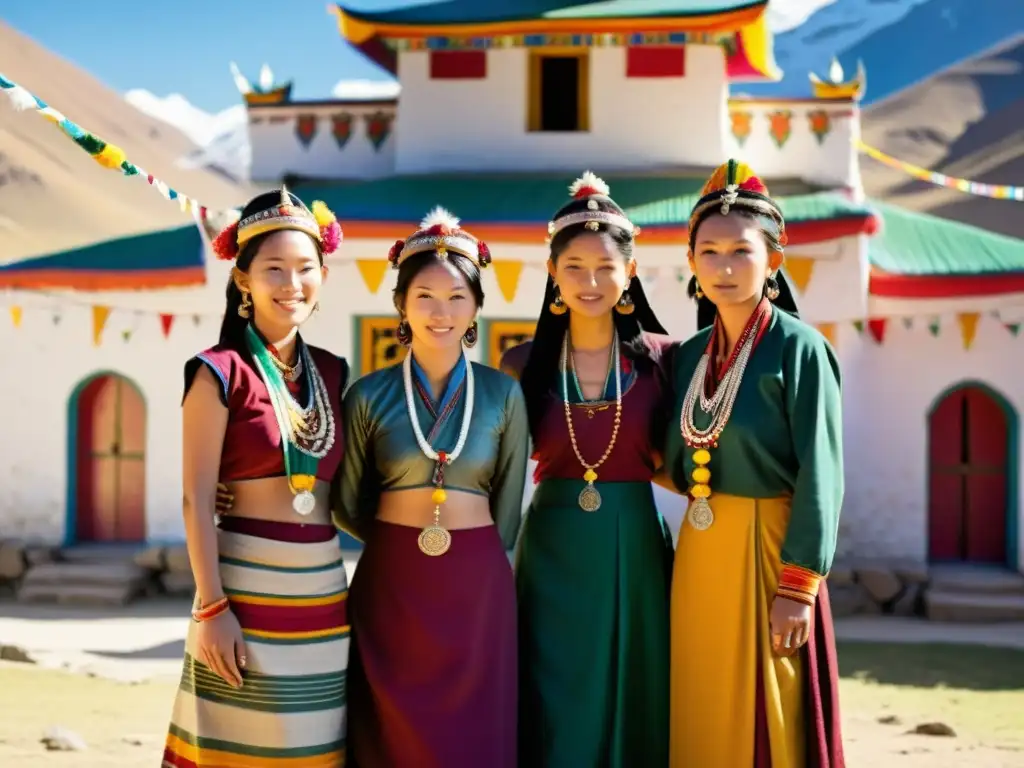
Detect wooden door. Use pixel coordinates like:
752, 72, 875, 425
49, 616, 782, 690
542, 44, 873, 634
928, 386, 1009, 563
75, 374, 146, 542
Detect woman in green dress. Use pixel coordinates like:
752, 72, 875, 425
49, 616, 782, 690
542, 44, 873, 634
664, 159, 845, 767
501, 172, 675, 767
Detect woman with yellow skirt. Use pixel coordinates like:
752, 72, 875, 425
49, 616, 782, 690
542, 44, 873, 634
663, 160, 845, 767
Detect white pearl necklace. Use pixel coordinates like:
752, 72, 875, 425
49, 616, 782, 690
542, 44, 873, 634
680, 328, 756, 447
402, 348, 474, 465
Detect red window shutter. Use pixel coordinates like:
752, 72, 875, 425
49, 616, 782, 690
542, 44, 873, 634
429, 50, 487, 79
626, 46, 686, 78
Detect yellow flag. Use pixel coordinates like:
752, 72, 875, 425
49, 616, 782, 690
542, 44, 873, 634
9, 306, 22, 328
493, 261, 524, 303
783, 257, 815, 293
356, 259, 389, 294
957, 312, 980, 350
92, 305, 112, 346
816, 322, 836, 348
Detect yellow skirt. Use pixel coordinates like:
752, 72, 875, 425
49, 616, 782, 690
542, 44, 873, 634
670, 494, 806, 768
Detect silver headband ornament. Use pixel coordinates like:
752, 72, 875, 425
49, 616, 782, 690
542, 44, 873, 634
388, 207, 491, 269
547, 171, 639, 239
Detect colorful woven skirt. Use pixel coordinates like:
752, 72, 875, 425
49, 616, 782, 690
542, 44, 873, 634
347, 520, 517, 768
162, 518, 350, 768
516, 479, 674, 767
669, 494, 844, 768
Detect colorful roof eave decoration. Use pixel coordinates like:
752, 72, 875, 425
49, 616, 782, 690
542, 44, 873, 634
330, 1, 778, 81
0, 224, 206, 291
866, 199, 1024, 299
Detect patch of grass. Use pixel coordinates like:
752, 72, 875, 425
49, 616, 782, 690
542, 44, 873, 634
837, 642, 1024, 748
0, 663, 177, 767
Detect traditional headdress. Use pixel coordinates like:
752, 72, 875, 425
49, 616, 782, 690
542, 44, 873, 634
387, 207, 492, 269
688, 160, 798, 328
687, 159, 787, 251
547, 171, 639, 240
212, 186, 343, 260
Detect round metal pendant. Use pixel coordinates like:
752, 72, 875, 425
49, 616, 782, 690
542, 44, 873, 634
418, 524, 452, 556
688, 498, 714, 531
578, 485, 602, 512
292, 490, 316, 516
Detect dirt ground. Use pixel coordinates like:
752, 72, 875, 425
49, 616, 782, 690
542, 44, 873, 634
0, 641, 1022, 767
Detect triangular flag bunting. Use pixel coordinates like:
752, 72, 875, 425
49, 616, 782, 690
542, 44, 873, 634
852, 320, 864, 334
160, 314, 175, 338
1006, 323, 1021, 337
901, 316, 914, 330
92, 305, 112, 346
9, 306, 22, 328
193, 314, 202, 326
493, 261, 524, 303
122, 329, 132, 342
928, 317, 941, 337
52, 313, 61, 325
816, 322, 836, 348
957, 312, 980, 350
783, 257, 815, 293
356, 259, 389, 294
867, 318, 887, 344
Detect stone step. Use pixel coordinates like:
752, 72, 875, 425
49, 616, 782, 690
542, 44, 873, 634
20, 561, 151, 587
16, 580, 143, 606
929, 566, 1024, 596
58, 545, 147, 565
924, 589, 1024, 623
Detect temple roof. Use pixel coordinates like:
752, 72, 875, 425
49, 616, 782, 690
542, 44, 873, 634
332, 0, 776, 79
868, 200, 1024, 300
0, 224, 205, 291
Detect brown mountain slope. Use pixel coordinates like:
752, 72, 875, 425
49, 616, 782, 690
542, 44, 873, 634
861, 34, 1024, 240
0, 22, 254, 264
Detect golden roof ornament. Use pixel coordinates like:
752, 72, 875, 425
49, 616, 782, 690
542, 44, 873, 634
809, 58, 866, 101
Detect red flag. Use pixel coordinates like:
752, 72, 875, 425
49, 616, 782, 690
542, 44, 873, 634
867, 318, 887, 344
159, 313, 175, 338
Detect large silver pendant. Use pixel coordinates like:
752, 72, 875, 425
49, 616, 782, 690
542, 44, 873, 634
418, 524, 452, 556
578, 483, 602, 512
292, 490, 316, 516
688, 497, 714, 531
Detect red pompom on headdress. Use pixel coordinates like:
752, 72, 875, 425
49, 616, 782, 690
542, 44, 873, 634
212, 220, 240, 261
388, 239, 406, 268
477, 240, 492, 266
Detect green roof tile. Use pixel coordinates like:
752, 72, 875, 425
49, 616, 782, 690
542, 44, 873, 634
292, 174, 868, 227
869, 200, 1024, 276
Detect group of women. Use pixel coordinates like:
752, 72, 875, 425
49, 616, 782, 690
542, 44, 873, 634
161, 159, 846, 768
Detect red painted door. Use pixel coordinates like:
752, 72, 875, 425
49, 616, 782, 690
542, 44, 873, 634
75, 375, 147, 542
928, 387, 1008, 563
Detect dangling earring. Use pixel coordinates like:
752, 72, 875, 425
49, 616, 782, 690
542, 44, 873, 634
549, 286, 568, 315
463, 321, 478, 348
693, 280, 704, 300
396, 318, 412, 347
237, 291, 252, 318
614, 289, 635, 315
765, 273, 780, 301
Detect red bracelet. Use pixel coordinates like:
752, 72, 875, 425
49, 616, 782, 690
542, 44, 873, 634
192, 597, 230, 623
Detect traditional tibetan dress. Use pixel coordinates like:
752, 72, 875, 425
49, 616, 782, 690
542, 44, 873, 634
163, 328, 351, 768
510, 334, 674, 768
665, 303, 846, 768
333, 354, 529, 768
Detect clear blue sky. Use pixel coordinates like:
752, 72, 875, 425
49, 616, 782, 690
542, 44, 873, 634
4, 0, 420, 112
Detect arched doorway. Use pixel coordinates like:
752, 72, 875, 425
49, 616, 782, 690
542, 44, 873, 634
927, 383, 1017, 566
67, 373, 147, 543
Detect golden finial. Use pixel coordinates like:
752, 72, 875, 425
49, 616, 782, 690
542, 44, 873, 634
809, 58, 866, 101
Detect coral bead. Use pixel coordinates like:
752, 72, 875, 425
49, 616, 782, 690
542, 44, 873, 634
691, 467, 711, 484
692, 449, 711, 465
691, 484, 711, 498
431, 488, 447, 505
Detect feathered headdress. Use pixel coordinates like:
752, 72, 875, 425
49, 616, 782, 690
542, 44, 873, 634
212, 186, 343, 260
687, 159, 787, 248
388, 206, 491, 269
548, 171, 638, 239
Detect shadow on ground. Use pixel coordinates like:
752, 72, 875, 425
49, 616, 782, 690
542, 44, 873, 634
837, 641, 1024, 692
88, 640, 185, 661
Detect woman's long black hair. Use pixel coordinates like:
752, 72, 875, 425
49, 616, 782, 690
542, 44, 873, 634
686, 208, 801, 329
217, 190, 324, 347
519, 196, 668, 438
